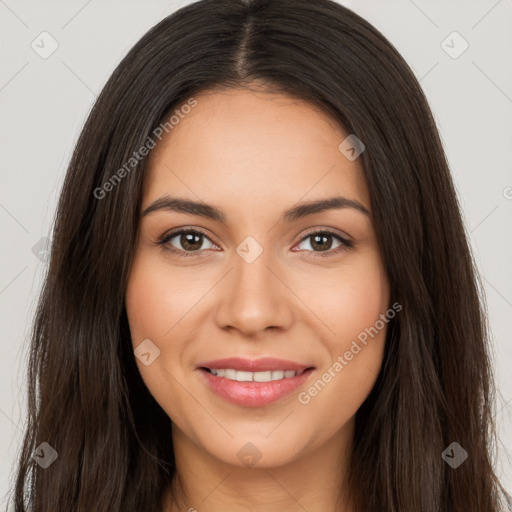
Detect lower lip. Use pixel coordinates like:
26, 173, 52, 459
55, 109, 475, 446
198, 368, 314, 407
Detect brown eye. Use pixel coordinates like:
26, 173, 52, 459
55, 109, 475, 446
295, 230, 352, 257
158, 229, 216, 257
174, 232, 204, 251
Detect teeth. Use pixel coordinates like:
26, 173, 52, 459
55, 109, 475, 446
234, 370, 253, 382
208, 368, 305, 382
224, 369, 235, 380
254, 371, 271, 382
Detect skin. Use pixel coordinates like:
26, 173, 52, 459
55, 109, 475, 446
125, 86, 390, 512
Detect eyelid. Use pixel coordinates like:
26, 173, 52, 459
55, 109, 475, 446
159, 226, 216, 242
295, 226, 352, 246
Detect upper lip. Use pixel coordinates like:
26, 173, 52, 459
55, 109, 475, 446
197, 357, 313, 372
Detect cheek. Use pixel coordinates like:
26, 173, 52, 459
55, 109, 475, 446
309, 252, 390, 347
125, 252, 215, 379
298, 252, 389, 408
126, 269, 168, 341
125, 253, 202, 342
125, 256, 181, 387
125, 256, 196, 418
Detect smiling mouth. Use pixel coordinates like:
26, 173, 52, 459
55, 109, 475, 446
197, 365, 316, 407
201, 367, 312, 382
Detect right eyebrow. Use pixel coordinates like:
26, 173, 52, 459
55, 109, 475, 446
142, 196, 225, 222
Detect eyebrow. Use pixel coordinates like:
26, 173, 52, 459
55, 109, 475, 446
141, 194, 370, 223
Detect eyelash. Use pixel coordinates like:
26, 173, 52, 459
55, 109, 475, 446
156, 227, 353, 259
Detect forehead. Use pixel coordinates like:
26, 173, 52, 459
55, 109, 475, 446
142, 88, 369, 216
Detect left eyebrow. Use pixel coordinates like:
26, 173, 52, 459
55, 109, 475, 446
281, 196, 370, 222
141, 195, 370, 222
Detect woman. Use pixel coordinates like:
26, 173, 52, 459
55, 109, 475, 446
10, 0, 511, 510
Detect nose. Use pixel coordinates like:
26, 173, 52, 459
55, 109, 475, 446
213, 244, 295, 337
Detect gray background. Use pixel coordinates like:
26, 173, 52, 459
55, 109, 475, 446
1, 0, 511, 507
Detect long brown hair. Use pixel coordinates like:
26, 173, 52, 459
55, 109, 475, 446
9, 0, 511, 510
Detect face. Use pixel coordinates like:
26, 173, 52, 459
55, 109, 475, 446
125, 87, 390, 469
